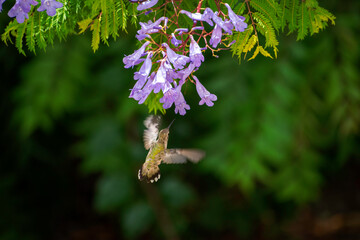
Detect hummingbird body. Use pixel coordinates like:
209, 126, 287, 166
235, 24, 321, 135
139, 135, 166, 182
138, 115, 205, 183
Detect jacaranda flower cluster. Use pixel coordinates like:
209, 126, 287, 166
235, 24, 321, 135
124, 0, 247, 115
0, 0, 63, 23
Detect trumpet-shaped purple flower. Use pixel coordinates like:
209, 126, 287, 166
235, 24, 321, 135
171, 33, 182, 47
152, 63, 166, 93
178, 62, 196, 81
189, 35, 204, 68
224, 20, 234, 32
0, 0, 6, 12
136, 0, 158, 11
137, 17, 166, 35
136, 34, 150, 41
19, 0, 38, 10
134, 52, 153, 83
123, 41, 150, 68
174, 28, 188, 35
152, 61, 172, 94
130, 72, 155, 104
163, 59, 180, 82
160, 85, 179, 109
174, 92, 190, 115
192, 26, 204, 31
211, 12, 233, 35
162, 43, 190, 70
202, 8, 214, 25
180, 9, 213, 26
194, 76, 217, 107
8, 0, 38, 23
225, 3, 248, 32
37, 0, 63, 17
209, 24, 222, 48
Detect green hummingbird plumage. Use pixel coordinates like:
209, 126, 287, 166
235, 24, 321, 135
138, 115, 205, 183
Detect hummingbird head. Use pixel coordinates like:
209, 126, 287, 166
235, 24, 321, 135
159, 128, 169, 140
158, 119, 174, 141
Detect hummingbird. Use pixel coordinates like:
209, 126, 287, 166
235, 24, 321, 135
138, 115, 205, 183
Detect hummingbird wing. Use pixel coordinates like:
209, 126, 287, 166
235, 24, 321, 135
143, 115, 161, 150
163, 149, 205, 164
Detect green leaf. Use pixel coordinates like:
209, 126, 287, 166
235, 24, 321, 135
36, 12, 47, 51
144, 92, 165, 115
230, 27, 253, 62
91, 18, 101, 52
1, 21, 18, 46
118, 0, 129, 31
243, 34, 258, 54
297, 2, 309, 40
78, 18, 93, 34
25, 15, 36, 53
100, 0, 110, 44
251, 0, 280, 30
288, 0, 299, 33
248, 45, 260, 61
253, 11, 279, 57
259, 45, 273, 58
15, 20, 28, 56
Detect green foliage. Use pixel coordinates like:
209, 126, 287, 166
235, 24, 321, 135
230, 0, 335, 61
144, 92, 166, 115
1, 0, 136, 54
200, 10, 359, 202
12, 40, 89, 136
1, 0, 334, 59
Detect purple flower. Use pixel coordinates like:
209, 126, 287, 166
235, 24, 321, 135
136, 34, 150, 41
37, 0, 63, 17
174, 28, 188, 35
191, 26, 204, 31
180, 9, 213, 26
211, 12, 233, 35
189, 35, 204, 68
163, 59, 179, 82
202, 8, 214, 25
20, 0, 38, 10
8, 0, 38, 23
178, 62, 196, 81
152, 61, 172, 94
193, 76, 217, 106
136, 0, 158, 11
123, 41, 150, 69
209, 24, 222, 48
130, 72, 155, 104
137, 17, 167, 35
0, 0, 6, 12
162, 43, 190, 70
224, 20, 234, 32
225, 3, 248, 32
160, 86, 179, 109
134, 52, 153, 83
174, 85, 190, 115
171, 33, 182, 47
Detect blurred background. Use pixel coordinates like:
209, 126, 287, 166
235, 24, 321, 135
1, 1, 360, 239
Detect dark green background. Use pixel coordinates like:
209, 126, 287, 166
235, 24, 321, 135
1, 1, 360, 239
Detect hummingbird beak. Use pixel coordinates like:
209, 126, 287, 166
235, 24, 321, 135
167, 119, 175, 129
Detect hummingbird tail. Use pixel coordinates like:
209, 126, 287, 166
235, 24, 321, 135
138, 165, 161, 183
